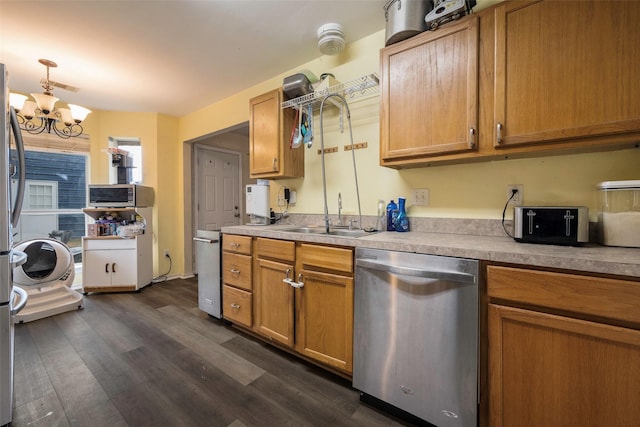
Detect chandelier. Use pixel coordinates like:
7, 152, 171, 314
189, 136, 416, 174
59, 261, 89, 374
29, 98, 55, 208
9, 59, 91, 139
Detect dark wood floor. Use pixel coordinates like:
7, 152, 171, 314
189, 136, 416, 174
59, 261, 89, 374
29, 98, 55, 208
12, 278, 410, 427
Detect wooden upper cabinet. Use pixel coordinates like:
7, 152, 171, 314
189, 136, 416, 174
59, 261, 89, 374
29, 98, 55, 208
380, 15, 479, 167
493, 0, 640, 149
249, 88, 303, 179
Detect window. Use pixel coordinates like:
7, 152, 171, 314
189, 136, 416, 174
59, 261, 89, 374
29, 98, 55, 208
109, 136, 142, 183
10, 148, 88, 289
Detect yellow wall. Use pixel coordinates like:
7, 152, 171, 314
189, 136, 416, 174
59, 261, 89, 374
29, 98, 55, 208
83, 110, 182, 277
178, 29, 640, 226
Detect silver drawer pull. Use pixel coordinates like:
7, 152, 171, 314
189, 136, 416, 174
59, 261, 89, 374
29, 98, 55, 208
469, 127, 476, 148
230, 303, 241, 309
230, 268, 240, 274
230, 242, 240, 248
496, 122, 504, 144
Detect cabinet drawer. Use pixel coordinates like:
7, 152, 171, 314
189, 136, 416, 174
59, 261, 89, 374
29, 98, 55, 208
222, 235, 252, 255
222, 252, 252, 291
256, 238, 295, 262
223, 285, 252, 327
83, 237, 137, 250
487, 265, 640, 325
298, 244, 353, 275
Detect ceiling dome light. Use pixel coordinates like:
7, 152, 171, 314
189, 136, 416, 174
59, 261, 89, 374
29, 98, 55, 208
317, 23, 345, 56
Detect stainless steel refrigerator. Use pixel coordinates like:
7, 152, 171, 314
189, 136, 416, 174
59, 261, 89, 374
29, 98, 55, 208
0, 63, 29, 427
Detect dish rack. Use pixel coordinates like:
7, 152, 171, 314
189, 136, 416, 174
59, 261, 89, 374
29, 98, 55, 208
281, 73, 379, 111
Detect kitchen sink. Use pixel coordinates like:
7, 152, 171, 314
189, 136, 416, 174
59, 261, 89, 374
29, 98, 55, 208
282, 226, 373, 238
282, 226, 326, 234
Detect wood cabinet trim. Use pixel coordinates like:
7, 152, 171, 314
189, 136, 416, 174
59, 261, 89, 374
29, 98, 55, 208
487, 265, 640, 326
297, 243, 353, 275
222, 234, 252, 255
256, 237, 295, 262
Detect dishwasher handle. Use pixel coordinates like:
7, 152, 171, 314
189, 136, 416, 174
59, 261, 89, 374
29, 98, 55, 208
356, 258, 476, 284
193, 237, 219, 244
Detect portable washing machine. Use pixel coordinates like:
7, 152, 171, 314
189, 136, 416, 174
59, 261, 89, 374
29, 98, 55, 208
12, 238, 83, 323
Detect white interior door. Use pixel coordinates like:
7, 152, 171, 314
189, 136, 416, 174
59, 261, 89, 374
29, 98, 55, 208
195, 146, 241, 231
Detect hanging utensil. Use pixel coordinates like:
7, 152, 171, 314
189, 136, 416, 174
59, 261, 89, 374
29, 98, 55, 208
303, 104, 313, 148
290, 107, 303, 148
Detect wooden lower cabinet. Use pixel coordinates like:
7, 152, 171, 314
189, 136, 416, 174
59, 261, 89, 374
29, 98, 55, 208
253, 238, 354, 375
254, 239, 295, 346
487, 265, 640, 427
295, 268, 353, 373
221, 235, 253, 326
222, 285, 252, 327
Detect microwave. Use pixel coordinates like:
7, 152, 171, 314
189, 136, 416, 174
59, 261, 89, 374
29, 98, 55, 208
88, 184, 154, 207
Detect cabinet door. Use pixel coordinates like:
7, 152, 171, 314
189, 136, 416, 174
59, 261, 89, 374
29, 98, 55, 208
254, 258, 295, 346
295, 269, 353, 373
493, 0, 640, 149
380, 15, 479, 165
488, 304, 640, 427
249, 89, 302, 179
83, 250, 114, 288
250, 89, 280, 175
83, 249, 136, 288
108, 249, 137, 287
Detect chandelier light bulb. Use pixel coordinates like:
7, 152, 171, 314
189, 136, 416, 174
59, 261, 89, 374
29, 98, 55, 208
30, 93, 58, 115
9, 93, 27, 111
68, 104, 91, 123
20, 101, 37, 120
58, 108, 74, 126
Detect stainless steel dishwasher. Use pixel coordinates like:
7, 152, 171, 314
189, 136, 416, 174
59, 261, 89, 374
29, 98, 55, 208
353, 247, 479, 427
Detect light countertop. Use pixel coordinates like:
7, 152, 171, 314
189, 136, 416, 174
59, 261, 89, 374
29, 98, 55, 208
220, 223, 640, 278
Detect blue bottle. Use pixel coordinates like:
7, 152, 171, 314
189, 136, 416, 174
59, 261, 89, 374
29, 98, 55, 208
386, 200, 397, 231
395, 197, 409, 232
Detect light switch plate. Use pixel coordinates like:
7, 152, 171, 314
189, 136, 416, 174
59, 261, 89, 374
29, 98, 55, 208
412, 188, 429, 206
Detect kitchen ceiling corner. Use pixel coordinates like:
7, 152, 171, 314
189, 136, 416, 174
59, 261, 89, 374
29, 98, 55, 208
0, 0, 386, 117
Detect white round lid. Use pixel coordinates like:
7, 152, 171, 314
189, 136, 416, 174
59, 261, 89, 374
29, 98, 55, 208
597, 180, 640, 190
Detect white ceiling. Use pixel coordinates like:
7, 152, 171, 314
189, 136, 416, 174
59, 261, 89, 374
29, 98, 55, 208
1, 0, 386, 118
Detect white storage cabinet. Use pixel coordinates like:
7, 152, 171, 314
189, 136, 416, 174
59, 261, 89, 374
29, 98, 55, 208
82, 207, 152, 293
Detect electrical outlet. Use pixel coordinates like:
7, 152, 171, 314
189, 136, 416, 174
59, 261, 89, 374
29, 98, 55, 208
506, 184, 524, 206
412, 188, 429, 206
164, 249, 170, 257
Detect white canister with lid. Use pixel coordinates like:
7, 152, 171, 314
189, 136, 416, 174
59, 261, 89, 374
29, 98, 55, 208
596, 180, 640, 247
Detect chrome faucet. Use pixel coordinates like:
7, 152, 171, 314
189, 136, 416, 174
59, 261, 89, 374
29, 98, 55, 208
319, 94, 362, 235
338, 193, 343, 226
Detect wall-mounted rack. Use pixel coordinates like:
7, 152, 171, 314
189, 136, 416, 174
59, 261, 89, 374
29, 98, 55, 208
281, 73, 379, 110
